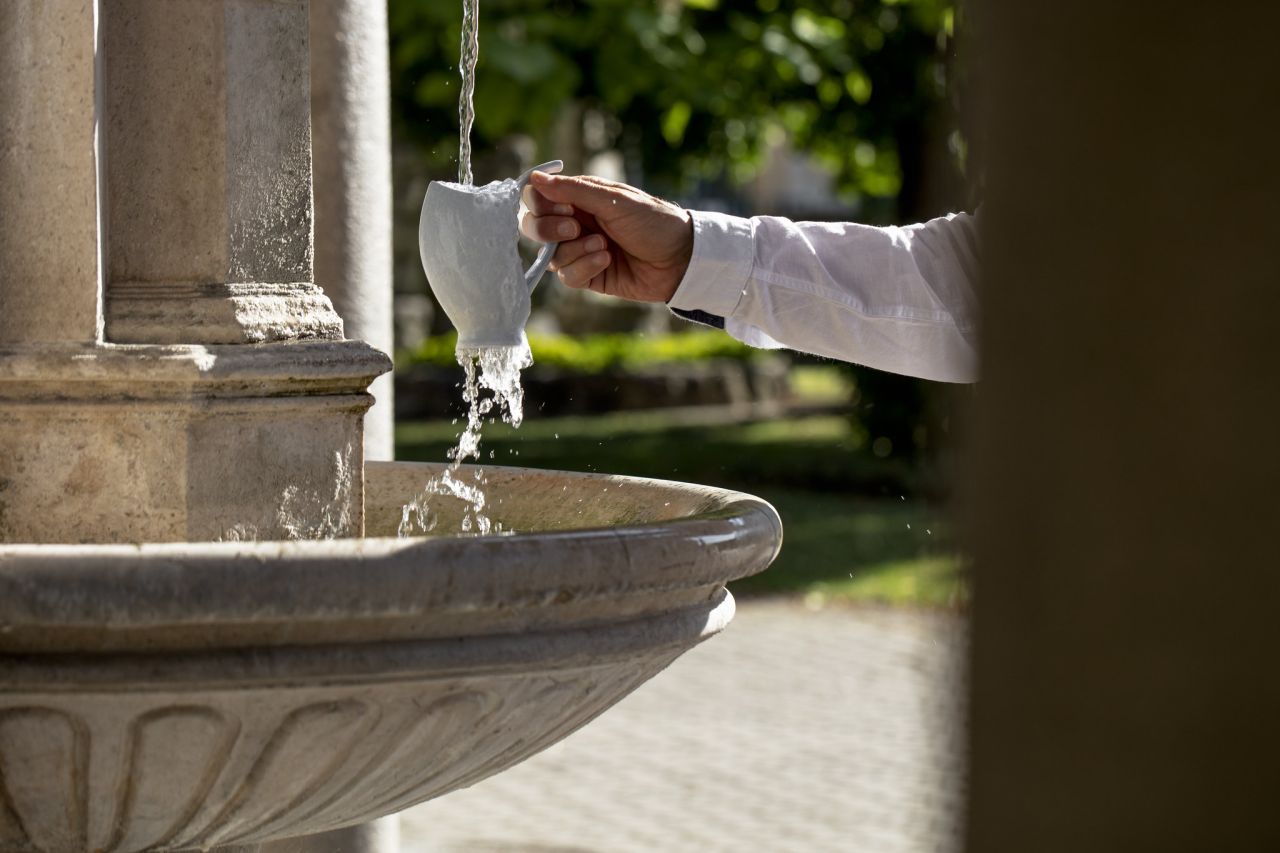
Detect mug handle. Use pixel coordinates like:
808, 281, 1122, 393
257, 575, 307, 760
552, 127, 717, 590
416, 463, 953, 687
517, 160, 565, 292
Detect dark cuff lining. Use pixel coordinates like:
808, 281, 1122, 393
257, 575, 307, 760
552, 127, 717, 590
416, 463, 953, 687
669, 307, 726, 330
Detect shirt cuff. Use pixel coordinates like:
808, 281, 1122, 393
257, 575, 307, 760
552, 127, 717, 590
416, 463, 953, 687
669, 307, 726, 329
667, 210, 754, 318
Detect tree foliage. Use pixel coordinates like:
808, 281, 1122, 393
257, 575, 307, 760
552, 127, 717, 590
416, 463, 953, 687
388, 0, 961, 215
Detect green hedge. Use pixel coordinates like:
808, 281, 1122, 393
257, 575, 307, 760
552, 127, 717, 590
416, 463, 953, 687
400, 330, 762, 374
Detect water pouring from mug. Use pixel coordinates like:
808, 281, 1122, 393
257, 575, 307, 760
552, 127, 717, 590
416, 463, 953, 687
398, 343, 529, 536
403, 160, 559, 534
401, 2, 563, 533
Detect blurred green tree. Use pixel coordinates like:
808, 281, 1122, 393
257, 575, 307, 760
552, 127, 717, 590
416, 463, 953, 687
388, 0, 965, 220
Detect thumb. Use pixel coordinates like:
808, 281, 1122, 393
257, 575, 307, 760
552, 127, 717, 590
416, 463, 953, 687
528, 172, 634, 220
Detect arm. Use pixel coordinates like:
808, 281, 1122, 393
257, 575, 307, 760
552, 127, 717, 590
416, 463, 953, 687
521, 172, 980, 383
670, 211, 980, 383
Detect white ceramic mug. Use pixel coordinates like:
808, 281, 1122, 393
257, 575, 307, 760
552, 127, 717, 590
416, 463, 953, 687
418, 160, 564, 349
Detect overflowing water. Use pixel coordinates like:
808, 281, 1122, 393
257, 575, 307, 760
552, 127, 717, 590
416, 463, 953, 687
397, 342, 531, 536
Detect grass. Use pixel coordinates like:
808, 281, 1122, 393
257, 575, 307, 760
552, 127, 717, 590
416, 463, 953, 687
396, 408, 966, 608
397, 410, 929, 495
743, 487, 965, 606
788, 364, 856, 404
400, 328, 761, 372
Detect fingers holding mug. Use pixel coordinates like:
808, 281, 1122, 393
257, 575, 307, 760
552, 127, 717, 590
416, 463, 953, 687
553, 240, 611, 290
548, 234, 607, 273
519, 207, 580, 244
522, 184, 575, 217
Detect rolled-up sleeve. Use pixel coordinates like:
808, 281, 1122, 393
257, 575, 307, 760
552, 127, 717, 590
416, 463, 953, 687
668, 209, 981, 383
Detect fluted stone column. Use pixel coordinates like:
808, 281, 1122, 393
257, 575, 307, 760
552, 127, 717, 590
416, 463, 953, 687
311, 0, 396, 461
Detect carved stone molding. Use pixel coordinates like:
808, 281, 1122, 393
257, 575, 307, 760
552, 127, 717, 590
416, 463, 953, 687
106, 284, 345, 346
0, 602, 719, 851
0, 655, 675, 850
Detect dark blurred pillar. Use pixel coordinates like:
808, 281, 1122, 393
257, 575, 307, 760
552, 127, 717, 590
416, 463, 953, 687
968, 2, 1280, 851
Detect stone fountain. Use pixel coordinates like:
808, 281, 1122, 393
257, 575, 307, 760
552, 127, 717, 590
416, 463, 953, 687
0, 3, 781, 851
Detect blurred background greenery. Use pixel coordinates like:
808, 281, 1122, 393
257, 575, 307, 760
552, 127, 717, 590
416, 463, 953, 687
388, 0, 971, 607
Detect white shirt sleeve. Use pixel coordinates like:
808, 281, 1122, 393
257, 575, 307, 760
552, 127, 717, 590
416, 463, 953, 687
667, 210, 981, 383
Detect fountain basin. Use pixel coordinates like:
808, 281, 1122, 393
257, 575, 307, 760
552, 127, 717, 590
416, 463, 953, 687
0, 461, 781, 852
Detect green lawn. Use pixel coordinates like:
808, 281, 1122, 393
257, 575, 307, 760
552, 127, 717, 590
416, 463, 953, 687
396, 410, 965, 607
744, 487, 965, 606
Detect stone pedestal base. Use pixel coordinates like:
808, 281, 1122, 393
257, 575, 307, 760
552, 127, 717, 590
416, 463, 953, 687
0, 342, 390, 543
106, 283, 346, 345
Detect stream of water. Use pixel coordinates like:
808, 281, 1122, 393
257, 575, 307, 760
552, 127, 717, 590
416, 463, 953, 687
457, 0, 480, 185
398, 0, 536, 537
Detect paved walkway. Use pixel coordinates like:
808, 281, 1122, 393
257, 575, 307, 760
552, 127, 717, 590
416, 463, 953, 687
399, 599, 966, 853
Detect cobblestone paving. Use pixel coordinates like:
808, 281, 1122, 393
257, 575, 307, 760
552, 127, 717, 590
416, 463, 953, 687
399, 599, 966, 853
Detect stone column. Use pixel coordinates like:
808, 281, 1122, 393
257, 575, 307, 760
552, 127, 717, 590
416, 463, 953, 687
0, 0, 101, 344
103, 0, 342, 345
0, 0, 391, 545
311, 0, 397, 461
967, 2, 1280, 851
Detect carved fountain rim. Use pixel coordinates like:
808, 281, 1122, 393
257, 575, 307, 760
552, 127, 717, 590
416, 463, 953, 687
0, 461, 782, 656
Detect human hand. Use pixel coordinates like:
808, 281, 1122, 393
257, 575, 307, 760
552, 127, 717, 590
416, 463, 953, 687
520, 172, 693, 302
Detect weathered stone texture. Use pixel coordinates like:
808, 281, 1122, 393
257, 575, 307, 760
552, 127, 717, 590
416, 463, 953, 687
0, 342, 389, 544
0, 0, 101, 344
103, 0, 229, 288
102, 0, 335, 345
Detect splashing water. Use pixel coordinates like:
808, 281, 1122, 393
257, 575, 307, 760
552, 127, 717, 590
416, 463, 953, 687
398, 342, 531, 537
457, 0, 480, 184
